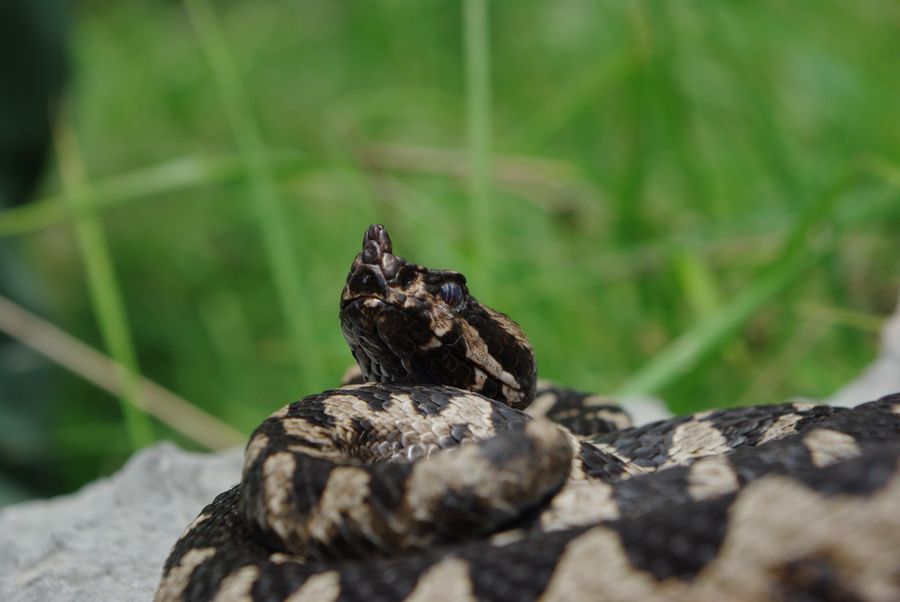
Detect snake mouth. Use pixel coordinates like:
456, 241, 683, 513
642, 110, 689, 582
339, 296, 391, 320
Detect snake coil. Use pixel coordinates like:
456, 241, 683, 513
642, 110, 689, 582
156, 225, 900, 602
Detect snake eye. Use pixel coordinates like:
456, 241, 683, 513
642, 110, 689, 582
439, 282, 463, 307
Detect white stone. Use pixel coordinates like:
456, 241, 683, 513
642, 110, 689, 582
828, 291, 900, 407
0, 443, 242, 601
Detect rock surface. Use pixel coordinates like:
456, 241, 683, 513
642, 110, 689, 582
827, 292, 900, 406
2, 293, 899, 601
0, 443, 242, 601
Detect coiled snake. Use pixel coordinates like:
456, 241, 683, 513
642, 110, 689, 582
156, 224, 900, 602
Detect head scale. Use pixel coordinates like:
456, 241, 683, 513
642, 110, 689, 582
340, 224, 536, 409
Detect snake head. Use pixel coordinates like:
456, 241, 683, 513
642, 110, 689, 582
340, 224, 536, 409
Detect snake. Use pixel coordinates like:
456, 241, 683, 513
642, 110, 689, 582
155, 224, 900, 602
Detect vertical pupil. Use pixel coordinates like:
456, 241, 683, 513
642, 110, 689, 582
441, 283, 460, 305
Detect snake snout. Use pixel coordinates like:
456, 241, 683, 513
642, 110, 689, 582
361, 226, 401, 281
362, 223, 393, 259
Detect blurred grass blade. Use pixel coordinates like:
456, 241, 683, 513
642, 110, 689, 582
463, 0, 494, 284
801, 302, 886, 334
0, 144, 590, 240
53, 119, 154, 449
0, 294, 243, 450
184, 0, 319, 385
674, 251, 721, 317
0, 153, 308, 239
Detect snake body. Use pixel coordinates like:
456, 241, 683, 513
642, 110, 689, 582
156, 225, 900, 602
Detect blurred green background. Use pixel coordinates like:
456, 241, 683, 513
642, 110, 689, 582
0, 1, 898, 504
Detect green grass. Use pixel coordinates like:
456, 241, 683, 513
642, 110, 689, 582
54, 117, 154, 450
184, 0, 320, 386
2, 1, 899, 497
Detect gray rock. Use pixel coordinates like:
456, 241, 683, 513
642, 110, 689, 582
621, 395, 672, 425
0, 443, 242, 601
827, 291, 900, 406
